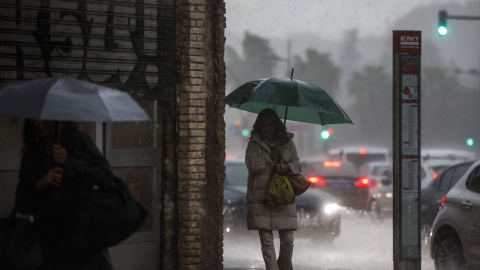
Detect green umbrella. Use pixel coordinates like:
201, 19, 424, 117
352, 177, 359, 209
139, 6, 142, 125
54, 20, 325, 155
225, 70, 353, 126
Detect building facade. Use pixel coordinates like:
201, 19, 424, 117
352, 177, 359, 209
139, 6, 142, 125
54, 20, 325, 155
0, 0, 226, 269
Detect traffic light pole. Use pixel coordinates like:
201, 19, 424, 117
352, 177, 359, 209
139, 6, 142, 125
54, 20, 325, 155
438, 10, 480, 35
438, 10, 480, 150
392, 31, 422, 270
444, 15, 480, 21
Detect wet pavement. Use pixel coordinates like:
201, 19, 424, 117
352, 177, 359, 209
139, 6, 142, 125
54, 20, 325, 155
223, 210, 435, 270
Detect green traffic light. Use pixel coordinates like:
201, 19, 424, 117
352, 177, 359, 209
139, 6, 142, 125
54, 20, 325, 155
320, 130, 330, 140
242, 129, 249, 137
438, 10, 448, 36
466, 138, 474, 146
438, 26, 448, 36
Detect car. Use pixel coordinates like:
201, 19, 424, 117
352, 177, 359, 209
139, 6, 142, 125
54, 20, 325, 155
301, 158, 370, 209
422, 148, 476, 178
361, 162, 434, 216
420, 161, 475, 239
430, 160, 480, 269
327, 146, 391, 171
358, 161, 393, 214
223, 159, 342, 240
358, 161, 391, 179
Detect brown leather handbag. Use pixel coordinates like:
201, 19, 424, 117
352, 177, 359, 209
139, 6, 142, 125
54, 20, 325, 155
286, 173, 311, 196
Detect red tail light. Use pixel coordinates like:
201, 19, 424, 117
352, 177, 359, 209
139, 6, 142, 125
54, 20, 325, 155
308, 176, 326, 186
355, 177, 370, 187
439, 194, 446, 210
428, 166, 438, 179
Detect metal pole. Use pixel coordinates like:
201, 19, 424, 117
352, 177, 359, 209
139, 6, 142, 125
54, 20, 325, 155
448, 15, 480, 20
393, 31, 422, 270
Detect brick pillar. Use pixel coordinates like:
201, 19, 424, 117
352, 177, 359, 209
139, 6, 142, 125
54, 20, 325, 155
176, 0, 226, 269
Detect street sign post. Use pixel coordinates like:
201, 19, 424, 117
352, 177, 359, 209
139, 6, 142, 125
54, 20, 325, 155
392, 30, 422, 270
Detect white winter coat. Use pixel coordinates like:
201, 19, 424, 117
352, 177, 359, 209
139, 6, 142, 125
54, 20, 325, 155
245, 132, 302, 231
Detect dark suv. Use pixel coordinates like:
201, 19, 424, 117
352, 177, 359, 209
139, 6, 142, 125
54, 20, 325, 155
301, 159, 369, 209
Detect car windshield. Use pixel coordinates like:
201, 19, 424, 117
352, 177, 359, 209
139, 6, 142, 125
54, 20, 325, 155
372, 165, 391, 176
431, 165, 449, 174
225, 163, 248, 186
302, 161, 358, 177
346, 153, 387, 169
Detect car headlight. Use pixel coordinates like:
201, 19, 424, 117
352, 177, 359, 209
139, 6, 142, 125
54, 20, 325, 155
323, 203, 340, 215
385, 192, 392, 198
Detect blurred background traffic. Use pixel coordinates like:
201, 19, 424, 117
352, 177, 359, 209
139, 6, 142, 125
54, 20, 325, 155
224, 0, 480, 160
223, 1, 480, 269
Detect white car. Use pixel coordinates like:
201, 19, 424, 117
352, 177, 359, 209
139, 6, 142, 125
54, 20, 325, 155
365, 162, 433, 215
327, 146, 391, 171
359, 161, 392, 214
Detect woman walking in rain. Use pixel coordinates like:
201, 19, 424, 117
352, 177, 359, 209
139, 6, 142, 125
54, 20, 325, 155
245, 108, 302, 270
15, 120, 114, 270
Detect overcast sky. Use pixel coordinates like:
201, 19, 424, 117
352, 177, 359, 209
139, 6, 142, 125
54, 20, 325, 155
223, 0, 480, 155
225, 0, 480, 90
225, 0, 475, 40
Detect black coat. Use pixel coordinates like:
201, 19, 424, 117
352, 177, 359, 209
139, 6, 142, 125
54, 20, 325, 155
15, 130, 114, 270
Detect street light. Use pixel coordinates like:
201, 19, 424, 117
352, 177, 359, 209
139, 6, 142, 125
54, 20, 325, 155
437, 10, 480, 91
454, 68, 479, 76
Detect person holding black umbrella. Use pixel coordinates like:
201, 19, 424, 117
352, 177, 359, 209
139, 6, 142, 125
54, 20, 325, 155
245, 108, 302, 270
15, 119, 114, 270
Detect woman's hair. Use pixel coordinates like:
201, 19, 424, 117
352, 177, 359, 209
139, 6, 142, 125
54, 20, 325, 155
21, 120, 78, 155
249, 108, 289, 143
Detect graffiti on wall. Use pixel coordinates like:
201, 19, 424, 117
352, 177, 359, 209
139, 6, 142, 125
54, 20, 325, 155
3, 0, 176, 98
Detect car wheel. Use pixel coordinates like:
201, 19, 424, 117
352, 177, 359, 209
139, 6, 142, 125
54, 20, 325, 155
433, 232, 465, 270
311, 231, 337, 244
311, 219, 340, 244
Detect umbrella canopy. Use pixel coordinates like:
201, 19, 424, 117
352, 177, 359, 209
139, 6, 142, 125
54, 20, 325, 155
225, 77, 353, 126
0, 77, 150, 122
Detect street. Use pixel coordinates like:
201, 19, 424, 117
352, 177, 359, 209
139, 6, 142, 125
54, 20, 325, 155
224, 210, 435, 270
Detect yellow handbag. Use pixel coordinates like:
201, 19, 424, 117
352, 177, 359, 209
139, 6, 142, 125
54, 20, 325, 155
264, 170, 295, 206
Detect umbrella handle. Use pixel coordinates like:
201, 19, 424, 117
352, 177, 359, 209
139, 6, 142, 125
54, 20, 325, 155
57, 121, 61, 144
277, 107, 289, 164
280, 107, 288, 143
290, 68, 294, 80
56, 121, 61, 168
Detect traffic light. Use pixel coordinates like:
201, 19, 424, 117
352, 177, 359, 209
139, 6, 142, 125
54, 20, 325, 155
320, 130, 330, 140
320, 128, 333, 140
466, 138, 474, 147
241, 129, 249, 137
438, 10, 448, 36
